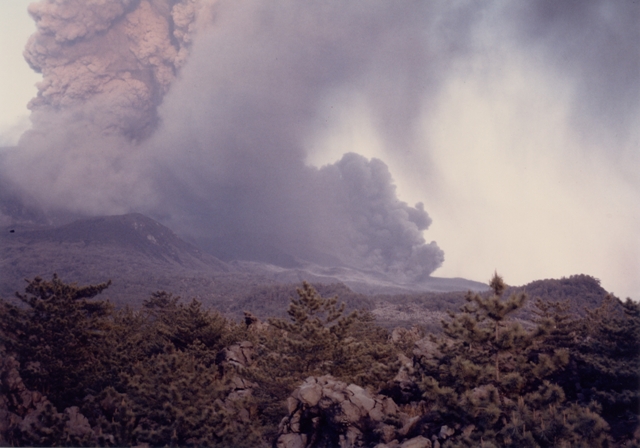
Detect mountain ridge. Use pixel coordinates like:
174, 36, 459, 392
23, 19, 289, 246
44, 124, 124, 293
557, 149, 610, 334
1, 212, 486, 300
8, 213, 230, 270
1, 213, 609, 327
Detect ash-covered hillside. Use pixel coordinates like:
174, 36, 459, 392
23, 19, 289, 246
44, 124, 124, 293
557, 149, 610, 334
1, 213, 236, 306
0, 213, 482, 309
1, 212, 611, 330
6, 213, 227, 268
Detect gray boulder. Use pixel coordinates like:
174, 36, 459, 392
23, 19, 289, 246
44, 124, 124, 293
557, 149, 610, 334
277, 375, 429, 448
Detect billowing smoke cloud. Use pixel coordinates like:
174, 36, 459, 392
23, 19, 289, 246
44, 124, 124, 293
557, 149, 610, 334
317, 153, 443, 281
2, 0, 637, 289
1, 0, 447, 281
22, 0, 211, 139
3, 0, 212, 214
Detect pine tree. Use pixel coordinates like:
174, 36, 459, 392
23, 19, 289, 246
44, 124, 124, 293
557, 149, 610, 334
574, 295, 640, 444
415, 273, 611, 447
119, 349, 261, 447
139, 291, 232, 358
530, 293, 640, 445
528, 298, 582, 399
256, 282, 397, 385
0, 275, 113, 409
82, 292, 256, 447
246, 282, 399, 441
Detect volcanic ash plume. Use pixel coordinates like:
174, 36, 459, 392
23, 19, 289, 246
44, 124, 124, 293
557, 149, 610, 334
2, 0, 446, 281
3, 0, 215, 214
318, 153, 443, 281
24, 0, 208, 138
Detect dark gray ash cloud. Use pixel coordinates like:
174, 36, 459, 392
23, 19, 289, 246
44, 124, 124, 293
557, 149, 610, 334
1, 0, 450, 281
141, 0, 450, 279
317, 153, 443, 281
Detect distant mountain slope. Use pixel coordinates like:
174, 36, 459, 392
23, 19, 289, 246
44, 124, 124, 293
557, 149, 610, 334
231, 260, 488, 295
1, 213, 609, 331
507, 274, 609, 317
8, 213, 229, 270
0, 213, 238, 305
369, 274, 610, 331
0, 213, 488, 307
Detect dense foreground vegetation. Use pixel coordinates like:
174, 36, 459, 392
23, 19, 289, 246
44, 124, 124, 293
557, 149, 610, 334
0, 274, 638, 447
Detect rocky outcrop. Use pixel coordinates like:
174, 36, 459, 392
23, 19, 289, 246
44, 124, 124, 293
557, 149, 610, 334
0, 354, 95, 446
380, 352, 422, 405
1, 354, 51, 445
216, 341, 255, 368
276, 375, 431, 448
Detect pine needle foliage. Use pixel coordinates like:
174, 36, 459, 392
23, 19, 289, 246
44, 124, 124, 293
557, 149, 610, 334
247, 282, 399, 441
118, 350, 260, 447
0, 274, 113, 409
574, 295, 640, 444
415, 273, 611, 447
91, 292, 256, 447
530, 293, 640, 444
1, 274, 636, 446
263, 282, 397, 385
529, 298, 582, 402
139, 291, 234, 358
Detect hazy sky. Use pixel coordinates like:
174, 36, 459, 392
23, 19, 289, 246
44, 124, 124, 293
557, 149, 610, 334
0, 1, 638, 299
0, 0, 38, 145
